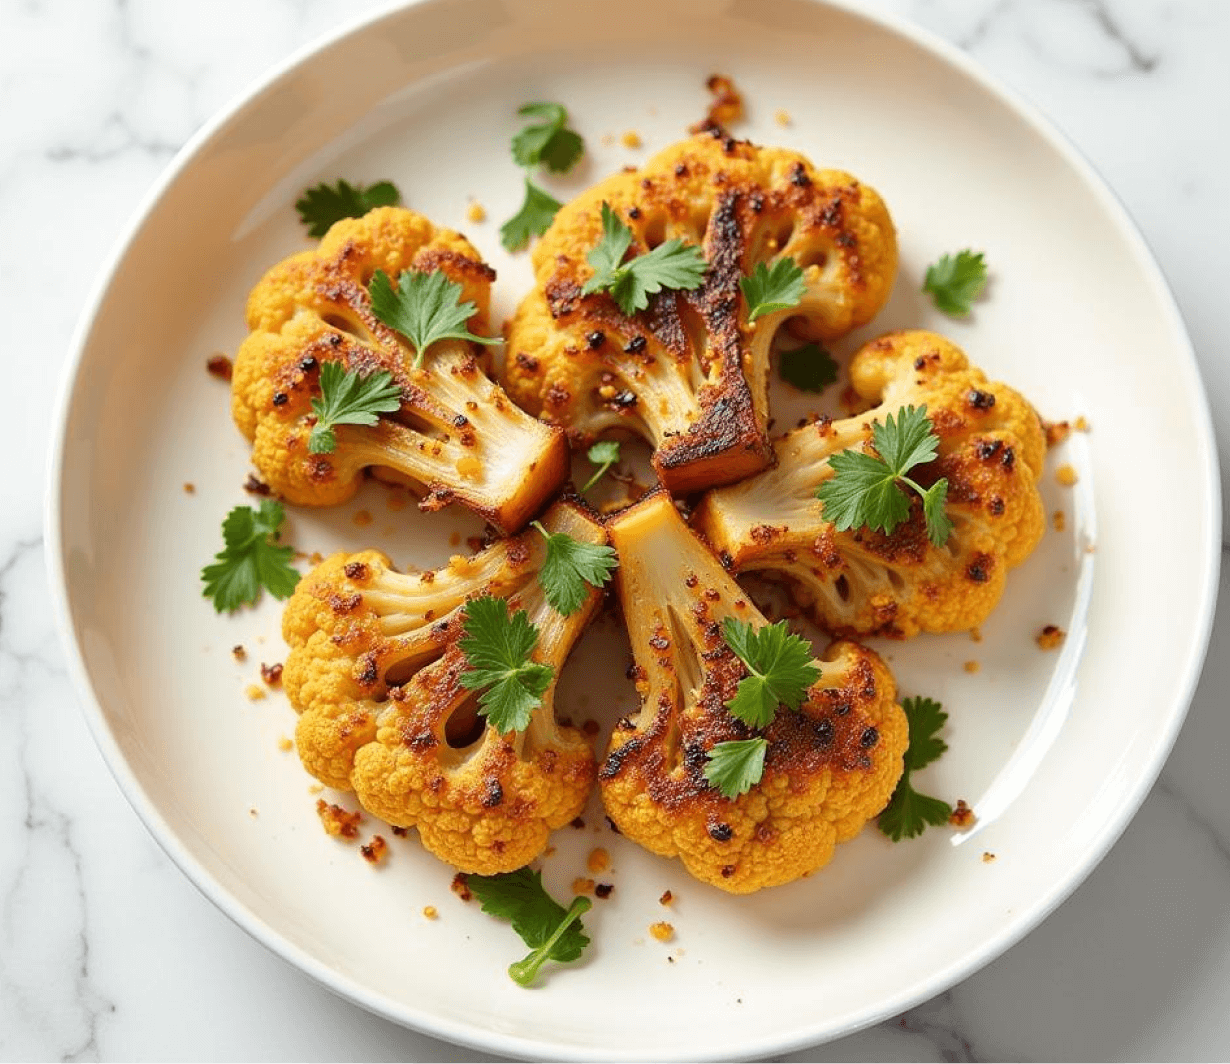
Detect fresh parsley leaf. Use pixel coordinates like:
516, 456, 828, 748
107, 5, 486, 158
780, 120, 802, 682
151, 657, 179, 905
816, 405, 953, 547
459, 596, 554, 734
532, 522, 617, 617
307, 362, 402, 454
511, 102, 584, 174
501, 179, 564, 251
367, 269, 497, 367
581, 440, 621, 491
467, 867, 592, 987
722, 617, 821, 728
923, 250, 988, 316
294, 179, 401, 238
779, 342, 838, 393
582, 202, 707, 315
878, 696, 952, 841
201, 500, 299, 612
704, 738, 769, 798
740, 257, 806, 323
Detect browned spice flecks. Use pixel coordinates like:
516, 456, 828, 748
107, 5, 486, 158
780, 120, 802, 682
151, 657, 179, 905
594, 883, 614, 899
949, 799, 975, 828
260, 661, 283, 686
451, 872, 472, 902
316, 799, 361, 839
649, 921, 675, 942
692, 74, 744, 131
360, 835, 388, 864
206, 353, 233, 380
1036, 625, 1066, 651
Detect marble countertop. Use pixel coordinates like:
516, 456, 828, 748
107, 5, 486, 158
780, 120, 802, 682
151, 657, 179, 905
5, 0, 1228, 1059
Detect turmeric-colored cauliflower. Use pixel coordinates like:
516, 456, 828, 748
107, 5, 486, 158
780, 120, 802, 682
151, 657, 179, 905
231, 206, 568, 533
503, 130, 897, 494
600, 491, 907, 894
281, 500, 604, 874
692, 330, 1048, 638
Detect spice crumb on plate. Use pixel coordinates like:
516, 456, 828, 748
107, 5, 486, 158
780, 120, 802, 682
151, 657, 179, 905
649, 921, 675, 943
183, 482, 195, 494
1053, 509, 1066, 532
277, 736, 293, 752
206, 353, 233, 380
261, 661, 283, 686
316, 799, 362, 839
587, 847, 610, 873
949, 799, 975, 828
466, 201, 486, 223
774, 108, 791, 127
231, 644, 247, 662
982, 852, 997, 863
451, 872, 472, 901
423, 905, 438, 920
1036, 624, 1066, 650
621, 130, 642, 148
352, 508, 374, 527
360, 835, 388, 864
572, 877, 595, 895
963, 660, 980, 674
244, 684, 266, 702
1055, 463, 1078, 487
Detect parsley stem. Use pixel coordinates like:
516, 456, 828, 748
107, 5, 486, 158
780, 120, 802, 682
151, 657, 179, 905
507, 895, 593, 987
581, 459, 614, 493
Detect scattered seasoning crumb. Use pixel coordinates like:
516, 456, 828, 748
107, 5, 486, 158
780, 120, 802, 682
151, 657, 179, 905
621, 130, 643, 148
391, 825, 409, 837
543, 845, 556, 858
449, 531, 462, 547
360, 835, 388, 864
963, 660, 980, 674
353, 508, 374, 527
595, 883, 614, 899
206, 353, 233, 380
982, 852, 997, 863
183, 482, 196, 494
316, 799, 362, 839
694, 73, 744, 130
582, 718, 600, 737
1055, 464, 1078, 487
659, 890, 674, 906
466, 201, 487, 223
1053, 510, 1067, 532
969, 628, 982, 644
423, 905, 438, 920
649, 921, 675, 943
386, 491, 408, 511
245, 684, 266, 702
243, 473, 272, 496
1074, 415, 1090, 432
307, 783, 324, 795
261, 662, 283, 687
451, 872, 472, 901
949, 799, 975, 828
1044, 419, 1071, 447
232, 644, 247, 662
249, 807, 259, 817
309, 551, 324, 566
1036, 625, 1066, 650
587, 847, 610, 874
774, 108, 792, 127
277, 736, 294, 752
570, 817, 586, 829
572, 877, 595, 895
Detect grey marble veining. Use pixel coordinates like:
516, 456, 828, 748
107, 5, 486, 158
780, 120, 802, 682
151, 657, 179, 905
4, 0, 1227, 1060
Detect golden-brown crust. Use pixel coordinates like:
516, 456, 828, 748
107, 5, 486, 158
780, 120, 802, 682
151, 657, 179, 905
504, 132, 898, 495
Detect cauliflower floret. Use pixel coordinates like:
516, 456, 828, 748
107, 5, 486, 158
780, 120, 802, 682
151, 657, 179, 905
503, 130, 897, 494
231, 206, 568, 533
692, 330, 1048, 638
281, 500, 604, 874
600, 491, 907, 894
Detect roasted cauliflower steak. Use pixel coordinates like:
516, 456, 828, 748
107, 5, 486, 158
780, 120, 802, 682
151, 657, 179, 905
600, 491, 907, 894
231, 206, 568, 533
693, 330, 1048, 638
504, 130, 898, 494
281, 500, 604, 874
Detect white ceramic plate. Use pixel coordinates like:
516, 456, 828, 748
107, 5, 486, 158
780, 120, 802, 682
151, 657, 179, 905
49, 0, 1220, 1059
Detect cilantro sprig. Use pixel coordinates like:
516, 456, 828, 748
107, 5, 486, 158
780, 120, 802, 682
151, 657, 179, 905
501, 102, 584, 251
582, 202, 707, 316
923, 250, 988, 316
459, 596, 555, 734
877, 696, 953, 841
532, 522, 618, 617
581, 440, 620, 491
367, 269, 498, 368
467, 867, 592, 987
704, 618, 820, 798
816, 405, 954, 547
501, 181, 564, 252
201, 500, 299, 612
740, 257, 805, 323
511, 103, 584, 174
779, 342, 838, 393
308, 362, 402, 454
294, 178, 401, 237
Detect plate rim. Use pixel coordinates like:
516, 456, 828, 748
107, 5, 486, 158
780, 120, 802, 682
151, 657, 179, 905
45, 0, 1223, 1058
